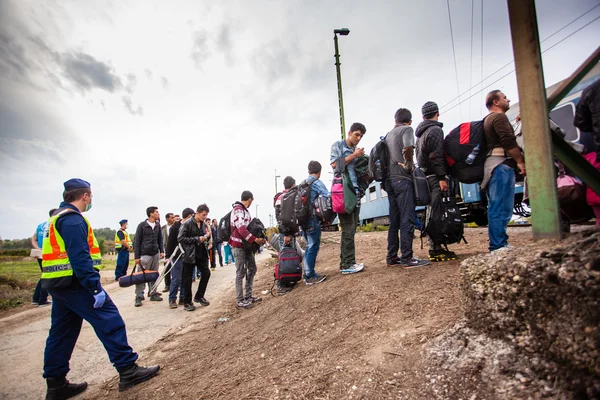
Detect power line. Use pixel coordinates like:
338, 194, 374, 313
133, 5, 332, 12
441, 14, 600, 115
446, 0, 463, 120
441, 3, 600, 111
469, 0, 475, 119
480, 0, 484, 116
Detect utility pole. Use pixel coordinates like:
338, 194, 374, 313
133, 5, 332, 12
333, 28, 350, 140
507, 0, 560, 240
274, 169, 281, 194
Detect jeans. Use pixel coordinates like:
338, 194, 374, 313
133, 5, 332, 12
135, 253, 160, 298
304, 217, 321, 278
426, 176, 444, 251
387, 178, 416, 262
232, 247, 257, 302
168, 259, 184, 302
33, 258, 49, 304
182, 254, 211, 304
115, 250, 130, 280
486, 163, 516, 251
338, 207, 359, 269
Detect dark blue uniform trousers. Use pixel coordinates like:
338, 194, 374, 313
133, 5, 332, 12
43, 285, 138, 378
115, 250, 130, 280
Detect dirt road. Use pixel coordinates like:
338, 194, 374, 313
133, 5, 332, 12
0, 252, 271, 400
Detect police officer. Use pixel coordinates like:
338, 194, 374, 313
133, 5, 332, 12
42, 178, 160, 399
114, 219, 132, 280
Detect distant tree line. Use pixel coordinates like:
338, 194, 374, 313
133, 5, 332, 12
0, 228, 135, 255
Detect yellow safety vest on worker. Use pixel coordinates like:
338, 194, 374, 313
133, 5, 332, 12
41, 208, 102, 289
114, 229, 132, 250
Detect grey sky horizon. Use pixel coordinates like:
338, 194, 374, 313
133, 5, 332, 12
1, 0, 599, 239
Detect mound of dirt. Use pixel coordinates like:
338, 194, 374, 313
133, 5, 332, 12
87, 227, 545, 399
427, 227, 600, 399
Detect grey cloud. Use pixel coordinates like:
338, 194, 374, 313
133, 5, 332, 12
145, 68, 153, 79
191, 30, 211, 69
125, 73, 137, 94
161, 76, 169, 89
62, 52, 123, 93
251, 40, 297, 83
217, 25, 235, 65
122, 96, 143, 116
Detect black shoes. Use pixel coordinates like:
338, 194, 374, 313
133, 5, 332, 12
194, 297, 210, 306
46, 377, 87, 400
118, 363, 160, 392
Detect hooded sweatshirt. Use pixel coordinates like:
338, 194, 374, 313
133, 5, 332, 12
415, 119, 447, 179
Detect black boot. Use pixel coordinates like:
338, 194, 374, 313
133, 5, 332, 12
46, 377, 87, 400
118, 363, 160, 392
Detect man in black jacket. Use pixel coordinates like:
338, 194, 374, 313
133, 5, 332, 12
165, 208, 194, 309
415, 101, 456, 262
133, 206, 165, 307
574, 79, 600, 161
177, 204, 212, 311
210, 219, 223, 268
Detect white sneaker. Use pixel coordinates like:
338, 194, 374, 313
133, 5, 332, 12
341, 264, 365, 274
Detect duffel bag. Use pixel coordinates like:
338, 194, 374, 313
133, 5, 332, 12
118, 265, 159, 288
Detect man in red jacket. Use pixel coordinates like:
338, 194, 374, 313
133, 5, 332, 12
229, 191, 266, 309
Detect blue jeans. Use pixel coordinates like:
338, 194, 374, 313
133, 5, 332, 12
387, 178, 416, 262
486, 163, 515, 251
115, 250, 130, 280
168, 259, 184, 302
304, 217, 321, 278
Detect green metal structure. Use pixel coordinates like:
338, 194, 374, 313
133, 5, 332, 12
333, 28, 349, 140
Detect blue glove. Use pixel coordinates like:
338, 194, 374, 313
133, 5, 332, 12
93, 290, 106, 309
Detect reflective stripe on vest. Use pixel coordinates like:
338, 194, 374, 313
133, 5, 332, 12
114, 229, 131, 249
41, 208, 102, 288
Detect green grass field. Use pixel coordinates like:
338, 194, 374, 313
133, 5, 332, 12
0, 257, 117, 311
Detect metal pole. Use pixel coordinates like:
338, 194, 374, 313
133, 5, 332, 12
275, 169, 280, 194
507, 0, 560, 240
334, 34, 346, 140
255, 204, 259, 219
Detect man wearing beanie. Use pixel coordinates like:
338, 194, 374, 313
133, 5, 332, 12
385, 109, 431, 268
415, 101, 457, 261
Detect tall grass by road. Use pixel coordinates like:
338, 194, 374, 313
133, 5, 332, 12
0, 256, 117, 311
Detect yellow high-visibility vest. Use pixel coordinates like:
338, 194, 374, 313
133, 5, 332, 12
41, 208, 102, 289
114, 229, 131, 249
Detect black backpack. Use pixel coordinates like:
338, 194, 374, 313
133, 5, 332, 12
217, 210, 233, 242
413, 167, 431, 206
274, 246, 302, 284
424, 196, 467, 246
280, 181, 312, 230
243, 218, 266, 252
444, 120, 487, 183
368, 135, 390, 182
313, 195, 336, 224
294, 180, 312, 226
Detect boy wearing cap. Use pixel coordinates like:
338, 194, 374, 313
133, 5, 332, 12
114, 219, 132, 280
41, 178, 159, 398
415, 101, 457, 262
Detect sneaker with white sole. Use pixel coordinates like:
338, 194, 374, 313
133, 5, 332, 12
341, 264, 365, 274
304, 274, 327, 285
236, 300, 253, 309
400, 258, 431, 269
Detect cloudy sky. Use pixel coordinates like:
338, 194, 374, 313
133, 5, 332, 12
1, 0, 599, 239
